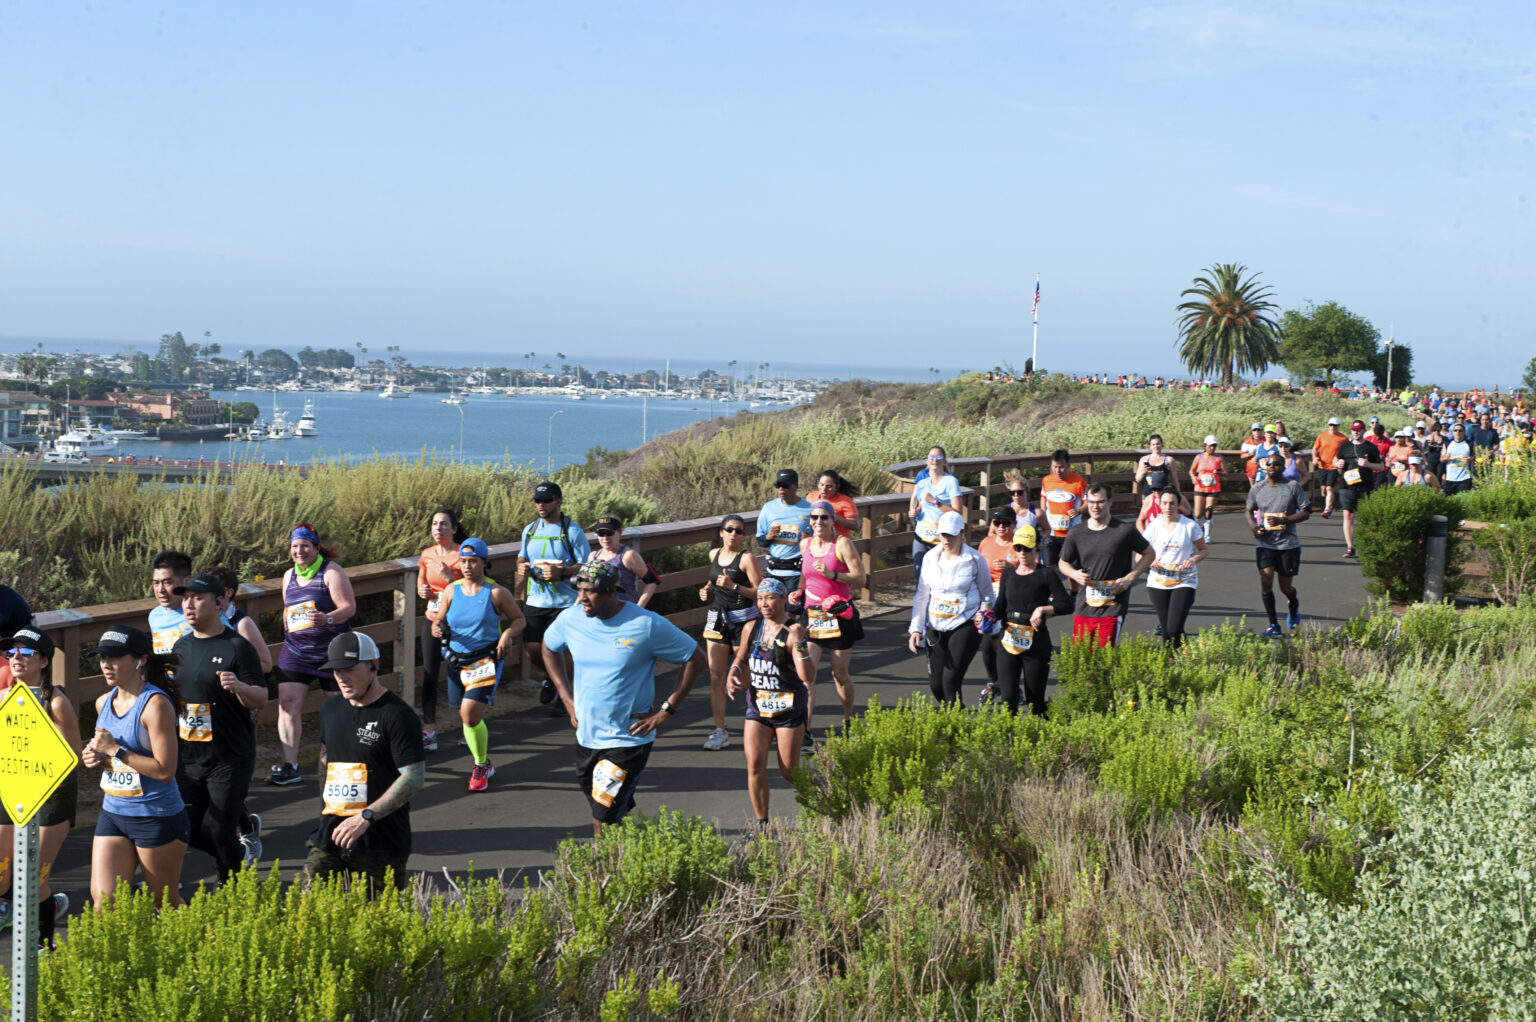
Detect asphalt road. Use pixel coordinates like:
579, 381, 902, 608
29, 511, 1368, 920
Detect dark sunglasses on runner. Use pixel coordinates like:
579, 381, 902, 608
809, 514, 831, 521
721, 526, 746, 534
534, 497, 557, 504
1009, 489, 1025, 496
5, 648, 37, 659
595, 529, 615, 537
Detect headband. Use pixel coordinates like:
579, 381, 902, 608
291, 525, 320, 544
757, 578, 787, 596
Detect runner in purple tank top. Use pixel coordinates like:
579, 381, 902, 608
268, 524, 356, 787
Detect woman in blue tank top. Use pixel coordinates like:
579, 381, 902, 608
82, 626, 189, 909
433, 538, 525, 793
269, 524, 357, 788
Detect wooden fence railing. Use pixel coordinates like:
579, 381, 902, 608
30, 446, 1301, 720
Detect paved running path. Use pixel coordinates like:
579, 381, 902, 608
33, 512, 1365, 915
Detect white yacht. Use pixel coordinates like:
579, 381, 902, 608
380, 381, 409, 399
266, 411, 294, 440
52, 421, 119, 459
441, 391, 465, 405
294, 400, 319, 437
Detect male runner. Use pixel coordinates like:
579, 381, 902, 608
1057, 484, 1155, 647
1245, 457, 1311, 637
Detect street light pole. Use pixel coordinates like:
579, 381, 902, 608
455, 403, 465, 460
547, 410, 564, 476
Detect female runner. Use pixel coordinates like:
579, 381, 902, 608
1142, 488, 1209, 648
1188, 435, 1223, 541
814, 470, 863, 538
269, 524, 356, 786
908, 511, 995, 705
416, 506, 466, 752
726, 579, 815, 826
989, 526, 1069, 715
1134, 434, 1182, 500
0, 628, 80, 945
585, 515, 659, 607
698, 514, 762, 752
794, 500, 867, 734
433, 538, 525, 792
82, 626, 187, 909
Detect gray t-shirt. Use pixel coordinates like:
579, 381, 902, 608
1245, 480, 1309, 550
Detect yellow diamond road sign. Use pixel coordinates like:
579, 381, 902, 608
0, 683, 78, 827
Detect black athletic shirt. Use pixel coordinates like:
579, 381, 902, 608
1058, 518, 1151, 618
312, 687, 424, 858
171, 627, 267, 765
991, 567, 1069, 659
1335, 440, 1380, 492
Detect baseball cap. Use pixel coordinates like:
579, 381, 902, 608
1327, 416, 1340, 425
1011, 524, 1039, 549
1408, 455, 1422, 465
774, 468, 799, 487
1351, 419, 1367, 430
458, 537, 490, 559
533, 481, 562, 502
593, 514, 623, 532
1368, 415, 1380, 423
573, 560, 620, 594
1203, 434, 1219, 446
321, 632, 382, 670
990, 505, 1017, 523
172, 572, 224, 597
937, 510, 965, 536
93, 626, 152, 658
1415, 420, 1426, 429
3, 627, 55, 660
1250, 422, 1263, 431
1264, 423, 1278, 434
1278, 437, 1294, 447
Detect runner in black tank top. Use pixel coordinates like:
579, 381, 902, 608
697, 515, 762, 752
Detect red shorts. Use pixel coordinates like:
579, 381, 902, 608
1072, 615, 1123, 647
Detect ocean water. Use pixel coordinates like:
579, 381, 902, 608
119, 390, 753, 470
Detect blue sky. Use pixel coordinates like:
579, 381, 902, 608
3, 2, 1532, 384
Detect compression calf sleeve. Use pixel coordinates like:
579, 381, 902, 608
464, 720, 489, 765
1261, 592, 1278, 626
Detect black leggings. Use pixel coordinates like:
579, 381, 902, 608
982, 635, 1000, 683
420, 617, 442, 726
179, 758, 253, 880
926, 623, 982, 705
996, 650, 1052, 715
1148, 587, 1197, 647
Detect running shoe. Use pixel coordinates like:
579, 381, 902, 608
801, 731, 815, 754
702, 727, 730, 751
978, 682, 999, 705
1261, 624, 1283, 638
239, 813, 263, 867
266, 762, 302, 786
421, 729, 438, 753
1287, 608, 1301, 630
538, 680, 557, 705
468, 763, 495, 792
1154, 624, 1165, 638
1344, 547, 1358, 559
1320, 507, 1333, 519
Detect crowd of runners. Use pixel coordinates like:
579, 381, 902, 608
0, 387, 1528, 925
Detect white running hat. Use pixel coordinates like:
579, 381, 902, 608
1203, 434, 1219, 446
1327, 416, 1340, 425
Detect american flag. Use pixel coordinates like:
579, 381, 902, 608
1032, 279, 1040, 317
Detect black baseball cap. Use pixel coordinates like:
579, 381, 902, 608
321, 632, 382, 670
990, 506, 1017, 523
594, 513, 623, 531
533, 481, 562, 502
93, 626, 152, 658
172, 573, 224, 597
775, 468, 799, 486
3, 627, 55, 660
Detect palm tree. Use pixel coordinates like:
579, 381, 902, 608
1174, 263, 1279, 387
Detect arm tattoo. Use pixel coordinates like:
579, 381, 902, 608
371, 762, 425, 817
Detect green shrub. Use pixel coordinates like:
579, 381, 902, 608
1352, 485, 1464, 601
1466, 518, 1536, 605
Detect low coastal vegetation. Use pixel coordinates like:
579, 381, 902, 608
17, 599, 1536, 1020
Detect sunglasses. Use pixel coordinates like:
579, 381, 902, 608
722, 526, 746, 534
5, 648, 38, 659
1009, 489, 1026, 496
775, 483, 792, 489
533, 498, 557, 504
595, 529, 616, 537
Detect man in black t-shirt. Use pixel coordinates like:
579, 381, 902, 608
1057, 484, 1154, 647
1334, 420, 1384, 559
172, 574, 269, 881
306, 632, 425, 893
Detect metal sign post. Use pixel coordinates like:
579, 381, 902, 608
0, 683, 80, 1022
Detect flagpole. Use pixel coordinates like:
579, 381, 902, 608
1030, 272, 1040, 372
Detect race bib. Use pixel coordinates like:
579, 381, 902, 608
1084, 581, 1117, 608
100, 755, 143, 798
285, 600, 318, 632
775, 523, 800, 542
591, 758, 627, 808
1001, 622, 1034, 655
427, 597, 441, 615
755, 689, 795, 718
178, 702, 213, 742
1149, 565, 1192, 589
460, 656, 498, 690
1263, 512, 1287, 533
806, 607, 842, 640
152, 626, 183, 655
534, 561, 564, 582
930, 596, 962, 621
1343, 468, 1363, 486
1199, 472, 1217, 488
702, 610, 723, 642
915, 518, 941, 545
322, 762, 368, 816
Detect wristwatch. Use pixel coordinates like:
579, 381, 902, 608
360, 808, 376, 823
660, 700, 676, 716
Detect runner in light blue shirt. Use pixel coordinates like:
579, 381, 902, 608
542, 561, 706, 834
757, 469, 813, 589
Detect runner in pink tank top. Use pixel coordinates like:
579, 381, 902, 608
792, 501, 869, 736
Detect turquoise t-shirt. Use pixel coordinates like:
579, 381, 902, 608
543, 602, 698, 749
518, 517, 592, 609
756, 498, 812, 568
